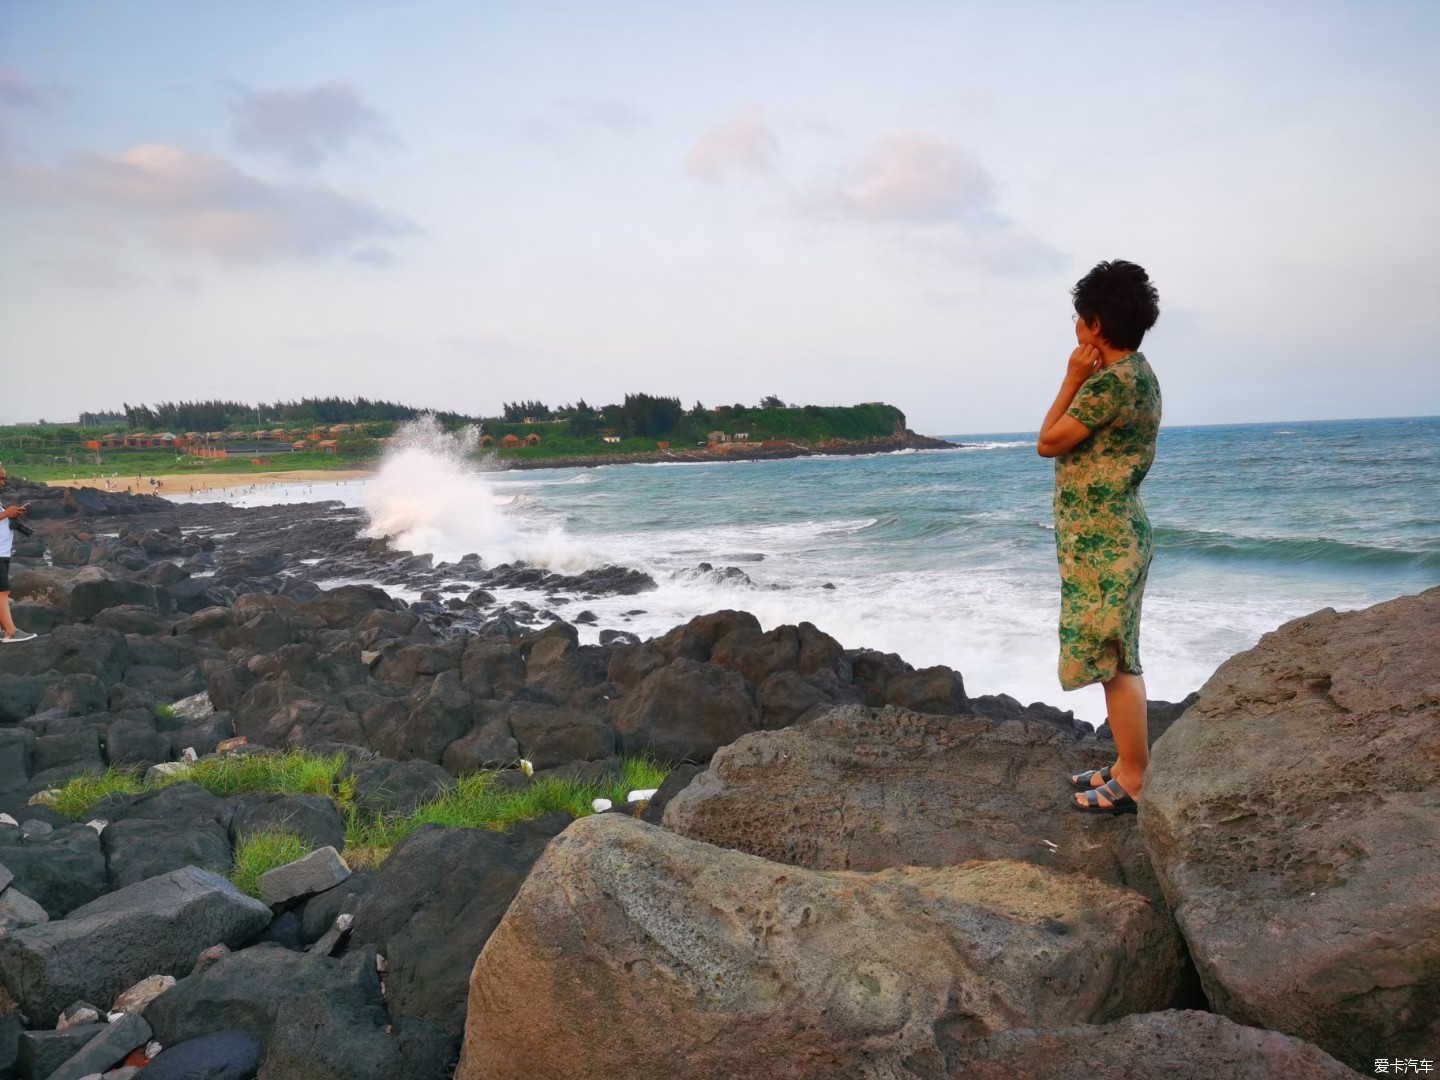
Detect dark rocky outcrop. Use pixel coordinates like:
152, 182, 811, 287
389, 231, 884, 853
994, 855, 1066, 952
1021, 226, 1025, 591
350, 814, 571, 1044
145, 943, 422, 1080
0, 865, 270, 1026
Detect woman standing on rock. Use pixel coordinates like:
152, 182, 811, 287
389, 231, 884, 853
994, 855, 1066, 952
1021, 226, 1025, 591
1036, 260, 1162, 814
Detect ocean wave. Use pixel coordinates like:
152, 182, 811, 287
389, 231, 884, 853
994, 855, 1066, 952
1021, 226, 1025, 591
1157, 526, 1440, 573
956, 440, 1029, 451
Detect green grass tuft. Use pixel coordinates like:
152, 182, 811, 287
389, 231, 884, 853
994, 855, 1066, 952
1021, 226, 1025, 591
230, 830, 315, 897
152, 703, 178, 721
177, 751, 353, 802
50, 749, 671, 874
48, 768, 145, 818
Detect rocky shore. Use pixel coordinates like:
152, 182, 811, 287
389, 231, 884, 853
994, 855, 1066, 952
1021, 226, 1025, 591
0, 477, 1431, 1079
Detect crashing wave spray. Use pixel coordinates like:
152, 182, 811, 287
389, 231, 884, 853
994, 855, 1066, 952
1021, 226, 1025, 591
362, 415, 597, 570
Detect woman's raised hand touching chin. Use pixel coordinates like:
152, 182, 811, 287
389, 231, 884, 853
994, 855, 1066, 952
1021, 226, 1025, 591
1067, 344, 1103, 383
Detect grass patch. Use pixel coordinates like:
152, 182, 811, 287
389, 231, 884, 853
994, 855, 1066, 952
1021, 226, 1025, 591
47, 769, 146, 818
152, 703, 178, 721
51, 750, 672, 873
231, 830, 315, 897
49, 752, 354, 819
182, 752, 354, 802
343, 752, 673, 859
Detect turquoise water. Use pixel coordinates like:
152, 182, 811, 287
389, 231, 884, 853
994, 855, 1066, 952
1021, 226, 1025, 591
187, 415, 1440, 724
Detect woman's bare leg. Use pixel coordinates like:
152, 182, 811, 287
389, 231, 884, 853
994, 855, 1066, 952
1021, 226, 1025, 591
0, 592, 16, 637
1075, 671, 1148, 806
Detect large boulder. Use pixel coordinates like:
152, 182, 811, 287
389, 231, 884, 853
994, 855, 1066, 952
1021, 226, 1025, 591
610, 657, 759, 761
351, 814, 570, 1038
1140, 588, 1440, 1072
949, 1009, 1363, 1079
664, 705, 1167, 910
456, 814, 1183, 1080
0, 865, 271, 1026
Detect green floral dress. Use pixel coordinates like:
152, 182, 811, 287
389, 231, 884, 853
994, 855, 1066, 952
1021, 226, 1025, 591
1053, 352, 1162, 691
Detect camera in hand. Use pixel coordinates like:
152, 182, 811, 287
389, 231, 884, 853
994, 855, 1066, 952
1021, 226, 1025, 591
7, 505, 32, 538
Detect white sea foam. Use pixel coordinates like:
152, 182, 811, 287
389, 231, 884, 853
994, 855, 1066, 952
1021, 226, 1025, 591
360, 416, 601, 572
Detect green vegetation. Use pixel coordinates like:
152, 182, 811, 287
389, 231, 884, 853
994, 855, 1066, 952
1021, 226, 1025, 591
231, 830, 315, 897
49, 750, 671, 883
49, 770, 146, 818
2, 395, 908, 481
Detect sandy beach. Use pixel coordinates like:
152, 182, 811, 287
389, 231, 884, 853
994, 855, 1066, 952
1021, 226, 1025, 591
44, 468, 375, 498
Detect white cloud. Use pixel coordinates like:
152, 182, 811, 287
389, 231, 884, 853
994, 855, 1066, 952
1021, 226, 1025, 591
6, 143, 414, 263
805, 131, 996, 221
685, 108, 778, 182
229, 82, 395, 167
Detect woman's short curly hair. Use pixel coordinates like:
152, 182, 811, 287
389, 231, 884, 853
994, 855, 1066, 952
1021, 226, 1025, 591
1071, 260, 1160, 351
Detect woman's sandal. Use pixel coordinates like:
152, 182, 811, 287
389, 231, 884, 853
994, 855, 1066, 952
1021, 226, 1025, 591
1069, 765, 1114, 791
1071, 777, 1137, 815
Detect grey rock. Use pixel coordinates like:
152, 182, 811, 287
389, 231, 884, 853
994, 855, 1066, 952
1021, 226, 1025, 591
0, 883, 50, 930
17, 1024, 106, 1080
141, 1029, 263, 1080
0, 865, 271, 1027
19, 819, 52, 839
1140, 588, 1440, 1073
44, 1010, 151, 1080
257, 845, 350, 906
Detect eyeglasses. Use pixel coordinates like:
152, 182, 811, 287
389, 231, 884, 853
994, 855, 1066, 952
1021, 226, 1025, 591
1071, 313, 1080, 324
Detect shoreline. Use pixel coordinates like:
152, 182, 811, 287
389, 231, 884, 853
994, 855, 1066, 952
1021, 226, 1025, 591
500, 431, 960, 471
43, 468, 375, 495
35, 434, 959, 489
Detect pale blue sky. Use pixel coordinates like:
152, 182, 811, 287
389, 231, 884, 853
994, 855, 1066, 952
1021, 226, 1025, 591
2, 1, 1437, 431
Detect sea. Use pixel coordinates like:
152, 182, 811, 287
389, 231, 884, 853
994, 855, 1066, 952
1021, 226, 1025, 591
174, 415, 1440, 726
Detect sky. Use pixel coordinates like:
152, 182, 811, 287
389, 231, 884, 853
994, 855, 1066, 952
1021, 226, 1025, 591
1, 0, 1438, 434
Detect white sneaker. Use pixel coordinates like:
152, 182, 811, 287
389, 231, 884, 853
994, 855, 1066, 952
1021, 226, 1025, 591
2, 630, 37, 644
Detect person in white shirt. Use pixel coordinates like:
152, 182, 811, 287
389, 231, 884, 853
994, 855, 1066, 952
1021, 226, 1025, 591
0, 467, 38, 643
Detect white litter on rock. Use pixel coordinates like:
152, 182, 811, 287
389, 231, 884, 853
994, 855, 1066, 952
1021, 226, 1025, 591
106, 1011, 125, 1023
376, 953, 388, 973
335, 913, 354, 932
591, 798, 612, 813
180, 746, 199, 764
626, 789, 658, 803
146, 1041, 163, 1059
519, 759, 534, 777
0, 813, 16, 827
86, 820, 108, 834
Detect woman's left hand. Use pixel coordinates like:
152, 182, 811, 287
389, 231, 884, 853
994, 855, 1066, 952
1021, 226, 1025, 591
1066, 344, 1102, 383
